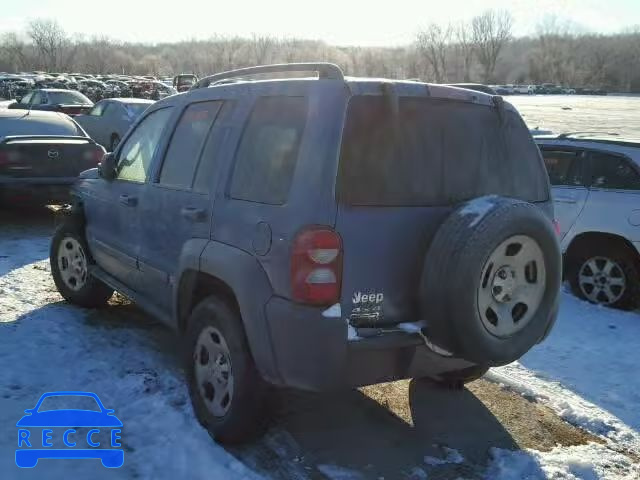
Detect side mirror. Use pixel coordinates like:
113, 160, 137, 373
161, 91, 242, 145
98, 152, 117, 181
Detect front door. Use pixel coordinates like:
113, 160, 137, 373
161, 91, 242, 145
137, 100, 226, 311
540, 148, 589, 240
84, 106, 174, 290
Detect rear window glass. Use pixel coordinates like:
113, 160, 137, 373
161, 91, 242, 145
48, 91, 92, 105
0, 117, 83, 137
337, 96, 548, 205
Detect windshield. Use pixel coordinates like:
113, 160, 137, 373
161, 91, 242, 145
177, 76, 196, 86
338, 96, 549, 206
48, 91, 92, 105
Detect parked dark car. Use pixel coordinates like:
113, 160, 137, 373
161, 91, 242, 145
0, 109, 105, 205
75, 98, 154, 151
50, 63, 561, 443
8, 89, 94, 116
445, 83, 497, 95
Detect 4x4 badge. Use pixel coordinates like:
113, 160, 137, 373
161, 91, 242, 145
352, 291, 384, 304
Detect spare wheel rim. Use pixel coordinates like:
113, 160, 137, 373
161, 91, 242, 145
477, 235, 546, 338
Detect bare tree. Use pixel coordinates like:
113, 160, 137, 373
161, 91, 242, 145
416, 23, 451, 83
453, 21, 475, 82
471, 10, 513, 83
27, 19, 68, 71
250, 34, 275, 65
0, 32, 28, 71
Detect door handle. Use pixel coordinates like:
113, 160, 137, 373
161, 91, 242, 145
119, 194, 137, 207
181, 207, 206, 222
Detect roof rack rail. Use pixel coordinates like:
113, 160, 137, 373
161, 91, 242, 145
192, 63, 344, 90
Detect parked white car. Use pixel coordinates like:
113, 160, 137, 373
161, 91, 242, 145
535, 133, 640, 309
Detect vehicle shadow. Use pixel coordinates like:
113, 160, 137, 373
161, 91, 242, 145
229, 379, 545, 479
0, 206, 56, 276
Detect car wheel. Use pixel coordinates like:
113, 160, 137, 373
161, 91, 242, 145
110, 134, 120, 152
568, 242, 639, 310
184, 296, 266, 444
50, 221, 114, 308
420, 197, 561, 366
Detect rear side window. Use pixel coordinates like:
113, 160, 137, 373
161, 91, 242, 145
542, 150, 585, 186
590, 153, 640, 190
338, 96, 548, 205
159, 101, 222, 189
230, 96, 307, 204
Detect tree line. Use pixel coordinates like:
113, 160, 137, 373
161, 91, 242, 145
1, 12, 639, 92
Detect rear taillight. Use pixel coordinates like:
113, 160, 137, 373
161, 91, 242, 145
553, 219, 561, 236
291, 227, 343, 305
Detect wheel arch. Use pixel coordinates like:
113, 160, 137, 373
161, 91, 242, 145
174, 240, 280, 384
565, 231, 640, 269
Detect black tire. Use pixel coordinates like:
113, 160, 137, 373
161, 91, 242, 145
50, 220, 114, 308
110, 134, 120, 152
184, 296, 265, 444
567, 239, 640, 310
420, 197, 561, 366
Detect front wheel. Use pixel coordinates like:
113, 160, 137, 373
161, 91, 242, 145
568, 243, 639, 310
50, 221, 113, 308
184, 296, 266, 444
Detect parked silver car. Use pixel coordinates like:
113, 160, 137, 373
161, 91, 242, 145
74, 98, 154, 151
535, 133, 640, 309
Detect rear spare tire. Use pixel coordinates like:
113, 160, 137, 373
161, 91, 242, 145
420, 196, 561, 366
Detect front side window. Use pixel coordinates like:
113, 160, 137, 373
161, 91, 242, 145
590, 153, 640, 190
159, 101, 222, 189
542, 150, 585, 186
19, 92, 33, 105
117, 107, 173, 183
230, 96, 307, 204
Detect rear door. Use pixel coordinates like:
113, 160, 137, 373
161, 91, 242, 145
336, 95, 550, 326
582, 150, 640, 241
137, 100, 225, 311
77, 101, 107, 144
540, 147, 589, 239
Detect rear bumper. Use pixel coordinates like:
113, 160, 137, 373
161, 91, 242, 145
0, 177, 74, 204
265, 297, 476, 391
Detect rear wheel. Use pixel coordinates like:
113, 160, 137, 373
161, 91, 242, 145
50, 221, 113, 307
184, 296, 265, 444
568, 242, 639, 310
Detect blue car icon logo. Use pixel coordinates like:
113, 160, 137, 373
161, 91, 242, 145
16, 391, 123, 468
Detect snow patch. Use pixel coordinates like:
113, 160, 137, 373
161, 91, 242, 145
322, 303, 342, 318
317, 463, 364, 479
486, 443, 640, 480
424, 446, 464, 466
458, 195, 497, 227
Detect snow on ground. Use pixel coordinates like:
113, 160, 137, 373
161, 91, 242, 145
486, 443, 639, 480
488, 290, 640, 454
0, 231, 260, 479
1, 215, 640, 479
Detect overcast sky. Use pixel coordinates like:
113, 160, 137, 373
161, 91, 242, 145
1, 0, 638, 46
